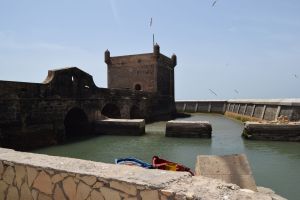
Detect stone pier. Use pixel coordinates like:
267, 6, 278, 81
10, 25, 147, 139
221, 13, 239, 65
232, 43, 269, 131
165, 121, 212, 138
243, 122, 300, 141
195, 154, 257, 191
94, 119, 145, 136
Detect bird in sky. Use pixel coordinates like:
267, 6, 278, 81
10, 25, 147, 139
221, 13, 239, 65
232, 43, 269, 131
150, 17, 152, 27
234, 89, 239, 94
209, 89, 218, 96
294, 74, 298, 79
212, 0, 219, 7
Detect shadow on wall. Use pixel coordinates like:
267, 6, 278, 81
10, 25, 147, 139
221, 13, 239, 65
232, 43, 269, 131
64, 107, 90, 138
130, 105, 142, 119
101, 103, 121, 118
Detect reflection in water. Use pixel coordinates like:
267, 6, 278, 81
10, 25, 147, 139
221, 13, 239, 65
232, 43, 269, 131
33, 114, 300, 200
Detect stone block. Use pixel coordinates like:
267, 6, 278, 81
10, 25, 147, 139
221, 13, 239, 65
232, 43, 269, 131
33, 171, 53, 195
195, 154, 257, 191
62, 177, 77, 200
26, 166, 38, 187
76, 181, 92, 200
53, 185, 67, 200
20, 182, 33, 200
93, 181, 104, 189
38, 193, 52, 200
3, 166, 15, 185
31, 189, 39, 200
94, 119, 145, 136
100, 187, 121, 200
77, 175, 97, 186
0, 162, 3, 178
15, 165, 26, 188
51, 174, 64, 184
166, 120, 212, 138
91, 189, 104, 200
110, 181, 137, 196
140, 190, 159, 200
124, 197, 138, 200
0, 181, 8, 200
7, 186, 19, 200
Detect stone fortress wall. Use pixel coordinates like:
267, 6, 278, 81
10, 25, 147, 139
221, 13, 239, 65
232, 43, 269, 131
0, 148, 284, 200
176, 99, 300, 122
0, 67, 175, 151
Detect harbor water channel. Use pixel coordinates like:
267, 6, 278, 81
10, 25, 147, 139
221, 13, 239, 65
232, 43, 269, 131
33, 113, 300, 199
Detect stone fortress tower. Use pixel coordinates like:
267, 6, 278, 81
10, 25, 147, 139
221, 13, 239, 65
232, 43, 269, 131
105, 44, 177, 99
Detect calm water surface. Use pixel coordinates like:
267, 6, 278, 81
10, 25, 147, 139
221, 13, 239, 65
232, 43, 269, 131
33, 114, 300, 199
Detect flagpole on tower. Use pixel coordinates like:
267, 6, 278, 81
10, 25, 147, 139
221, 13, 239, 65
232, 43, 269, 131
153, 34, 155, 47
150, 17, 155, 47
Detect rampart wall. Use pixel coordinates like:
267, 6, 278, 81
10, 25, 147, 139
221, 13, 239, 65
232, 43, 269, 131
0, 67, 176, 150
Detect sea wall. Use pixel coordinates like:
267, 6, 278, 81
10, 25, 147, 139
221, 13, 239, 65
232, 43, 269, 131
176, 100, 227, 114
0, 148, 284, 200
176, 99, 300, 122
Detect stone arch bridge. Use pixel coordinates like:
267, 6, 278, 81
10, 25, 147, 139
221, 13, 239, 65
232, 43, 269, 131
0, 67, 175, 150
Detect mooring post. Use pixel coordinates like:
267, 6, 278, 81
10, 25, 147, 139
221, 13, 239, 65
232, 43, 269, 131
208, 103, 212, 113
243, 104, 248, 115
195, 103, 199, 113
251, 105, 256, 117
275, 105, 281, 121
260, 105, 267, 120
237, 104, 241, 114
227, 103, 231, 111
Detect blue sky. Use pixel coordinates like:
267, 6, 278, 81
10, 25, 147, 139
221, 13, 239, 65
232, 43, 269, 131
0, 0, 299, 100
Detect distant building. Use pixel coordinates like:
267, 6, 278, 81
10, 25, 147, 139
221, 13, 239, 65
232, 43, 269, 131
105, 44, 177, 99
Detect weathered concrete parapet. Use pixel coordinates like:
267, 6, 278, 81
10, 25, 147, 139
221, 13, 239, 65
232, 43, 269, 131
176, 99, 300, 122
195, 154, 257, 191
243, 121, 300, 141
0, 148, 286, 200
94, 119, 145, 136
165, 120, 212, 138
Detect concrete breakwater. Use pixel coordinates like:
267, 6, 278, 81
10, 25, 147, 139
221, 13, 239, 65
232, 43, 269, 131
176, 99, 300, 122
165, 121, 212, 138
0, 148, 285, 200
243, 121, 300, 141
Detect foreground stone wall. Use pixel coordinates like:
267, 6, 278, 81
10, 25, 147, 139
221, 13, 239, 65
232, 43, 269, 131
0, 148, 285, 200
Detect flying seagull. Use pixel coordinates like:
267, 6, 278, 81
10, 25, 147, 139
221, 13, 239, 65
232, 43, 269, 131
294, 74, 298, 79
150, 17, 152, 27
212, 0, 219, 7
234, 89, 239, 94
209, 89, 218, 96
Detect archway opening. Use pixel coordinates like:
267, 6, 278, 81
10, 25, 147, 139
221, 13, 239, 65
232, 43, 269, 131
130, 105, 142, 119
101, 103, 121, 118
134, 84, 142, 91
64, 107, 89, 138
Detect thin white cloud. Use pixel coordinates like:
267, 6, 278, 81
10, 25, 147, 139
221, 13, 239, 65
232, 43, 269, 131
0, 30, 84, 52
109, 0, 120, 24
